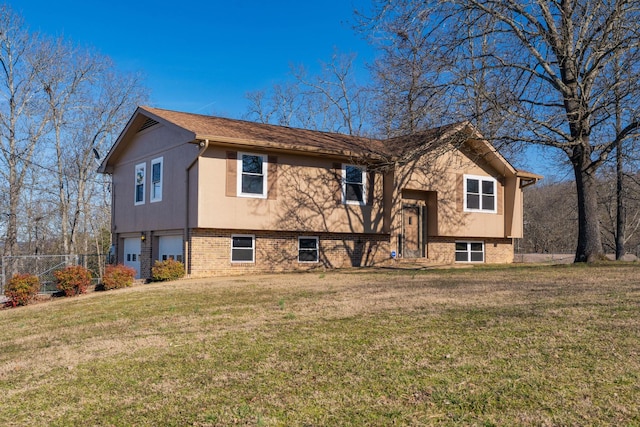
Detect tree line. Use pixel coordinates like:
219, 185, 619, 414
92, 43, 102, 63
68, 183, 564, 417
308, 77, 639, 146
522, 170, 640, 256
246, 0, 640, 262
0, 5, 147, 260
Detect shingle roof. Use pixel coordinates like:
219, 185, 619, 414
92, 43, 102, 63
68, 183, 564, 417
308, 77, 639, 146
384, 122, 468, 157
142, 106, 389, 158
99, 105, 538, 183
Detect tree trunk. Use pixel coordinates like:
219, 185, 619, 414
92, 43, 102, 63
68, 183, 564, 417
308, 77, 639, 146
615, 150, 626, 259
572, 154, 604, 262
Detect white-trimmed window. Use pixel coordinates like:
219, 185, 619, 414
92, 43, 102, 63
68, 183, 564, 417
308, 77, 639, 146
343, 164, 366, 205
464, 175, 496, 213
298, 237, 319, 263
231, 234, 255, 263
134, 163, 146, 205
150, 157, 163, 202
455, 241, 485, 263
237, 153, 268, 198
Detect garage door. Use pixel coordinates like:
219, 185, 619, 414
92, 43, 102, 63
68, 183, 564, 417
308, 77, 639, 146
158, 236, 183, 262
123, 237, 141, 279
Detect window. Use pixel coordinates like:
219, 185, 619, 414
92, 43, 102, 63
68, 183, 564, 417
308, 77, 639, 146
464, 175, 496, 213
298, 237, 319, 263
237, 153, 268, 198
343, 164, 366, 205
455, 241, 485, 263
231, 235, 255, 262
150, 157, 163, 202
134, 163, 146, 205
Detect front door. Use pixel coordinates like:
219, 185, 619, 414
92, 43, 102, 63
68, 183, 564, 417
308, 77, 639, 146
403, 205, 421, 258
123, 237, 141, 279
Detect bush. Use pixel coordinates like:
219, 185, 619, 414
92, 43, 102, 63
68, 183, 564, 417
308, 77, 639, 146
5, 274, 40, 307
54, 265, 92, 297
151, 259, 185, 282
102, 264, 136, 290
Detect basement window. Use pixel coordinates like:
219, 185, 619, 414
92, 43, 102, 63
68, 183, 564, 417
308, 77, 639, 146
298, 237, 319, 263
455, 241, 485, 263
231, 235, 255, 263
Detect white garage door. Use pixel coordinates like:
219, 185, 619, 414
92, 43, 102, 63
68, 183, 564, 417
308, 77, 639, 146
123, 237, 141, 279
158, 236, 183, 263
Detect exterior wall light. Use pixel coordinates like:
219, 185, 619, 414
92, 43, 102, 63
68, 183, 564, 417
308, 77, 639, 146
141, 232, 146, 242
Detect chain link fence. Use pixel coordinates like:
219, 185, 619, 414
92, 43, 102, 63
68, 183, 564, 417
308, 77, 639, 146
1, 254, 107, 295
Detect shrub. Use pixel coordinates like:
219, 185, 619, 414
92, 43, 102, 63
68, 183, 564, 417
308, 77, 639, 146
54, 265, 92, 297
102, 264, 136, 290
151, 259, 185, 282
5, 274, 40, 307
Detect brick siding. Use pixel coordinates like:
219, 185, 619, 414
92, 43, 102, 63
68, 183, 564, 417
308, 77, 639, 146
427, 236, 514, 264
188, 229, 392, 277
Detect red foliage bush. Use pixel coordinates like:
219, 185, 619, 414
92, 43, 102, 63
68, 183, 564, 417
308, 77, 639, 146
102, 264, 136, 290
54, 265, 92, 297
5, 274, 40, 307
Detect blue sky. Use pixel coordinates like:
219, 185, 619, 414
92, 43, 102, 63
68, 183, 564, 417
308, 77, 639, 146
15, 0, 375, 118
14, 0, 562, 177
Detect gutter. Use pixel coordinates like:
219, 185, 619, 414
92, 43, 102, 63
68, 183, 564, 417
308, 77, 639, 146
192, 134, 388, 162
184, 139, 210, 276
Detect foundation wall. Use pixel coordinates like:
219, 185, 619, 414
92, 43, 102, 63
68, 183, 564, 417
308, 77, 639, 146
188, 229, 392, 277
426, 236, 514, 264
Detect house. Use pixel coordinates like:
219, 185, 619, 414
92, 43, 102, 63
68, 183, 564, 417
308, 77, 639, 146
98, 106, 541, 279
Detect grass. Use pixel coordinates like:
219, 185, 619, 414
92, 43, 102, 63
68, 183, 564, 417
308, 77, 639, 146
1, 263, 639, 426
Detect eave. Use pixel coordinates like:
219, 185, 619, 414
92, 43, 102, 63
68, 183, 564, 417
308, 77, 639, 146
516, 170, 544, 188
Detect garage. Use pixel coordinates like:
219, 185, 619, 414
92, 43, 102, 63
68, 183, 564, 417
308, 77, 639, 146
158, 235, 183, 263
123, 237, 141, 279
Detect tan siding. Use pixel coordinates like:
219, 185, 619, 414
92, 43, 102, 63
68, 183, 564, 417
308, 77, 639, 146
198, 149, 387, 234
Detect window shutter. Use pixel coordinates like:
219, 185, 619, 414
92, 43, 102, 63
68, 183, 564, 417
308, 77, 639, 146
497, 179, 503, 215
332, 162, 342, 205
456, 174, 464, 212
226, 151, 237, 197
267, 155, 278, 200
366, 171, 375, 206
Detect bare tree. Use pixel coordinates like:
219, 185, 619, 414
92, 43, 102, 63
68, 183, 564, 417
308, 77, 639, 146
38, 39, 146, 256
599, 167, 640, 256
0, 5, 147, 263
362, 0, 640, 262
0, 5, 50, 258
246, 52, 371, 136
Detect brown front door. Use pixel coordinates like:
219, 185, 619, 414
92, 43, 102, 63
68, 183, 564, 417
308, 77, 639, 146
403, 205, 421, 258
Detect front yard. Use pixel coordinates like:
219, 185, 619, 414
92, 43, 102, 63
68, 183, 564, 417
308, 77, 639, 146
1, 264, 639, 425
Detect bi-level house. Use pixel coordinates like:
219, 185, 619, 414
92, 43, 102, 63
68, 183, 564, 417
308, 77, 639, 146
98, 106, 541, 279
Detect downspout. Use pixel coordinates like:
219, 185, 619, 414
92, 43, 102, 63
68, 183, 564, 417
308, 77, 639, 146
185, 139, 210, 276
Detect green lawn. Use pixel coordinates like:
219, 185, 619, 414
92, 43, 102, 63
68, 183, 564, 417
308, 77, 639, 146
1, 264, 639, 426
